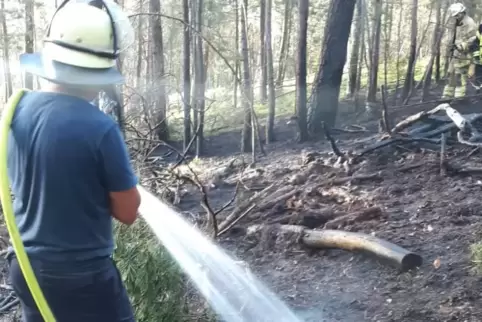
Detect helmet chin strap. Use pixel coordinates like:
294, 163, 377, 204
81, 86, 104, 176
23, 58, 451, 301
46, 0, 119, 60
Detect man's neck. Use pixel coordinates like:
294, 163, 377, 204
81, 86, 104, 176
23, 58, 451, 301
42, 83, 96, 102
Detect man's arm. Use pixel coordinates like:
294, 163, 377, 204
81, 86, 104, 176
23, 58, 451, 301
99, 125, 141, 225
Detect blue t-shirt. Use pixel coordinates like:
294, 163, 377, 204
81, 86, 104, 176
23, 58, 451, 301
7, 91, 137, 262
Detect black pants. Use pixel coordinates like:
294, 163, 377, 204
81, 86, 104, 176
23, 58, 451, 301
8, 254, 135, 322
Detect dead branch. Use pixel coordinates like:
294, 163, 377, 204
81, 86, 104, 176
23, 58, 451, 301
217, 204, 256, 237
247, 225, 423, 272
324, 207, 384, 229
217, 184, 276, 233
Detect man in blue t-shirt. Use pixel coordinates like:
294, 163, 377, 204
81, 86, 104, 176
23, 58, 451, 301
7, 1, 140, 321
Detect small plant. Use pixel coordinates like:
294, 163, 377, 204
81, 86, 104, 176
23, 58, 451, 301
114, 220, 187, 322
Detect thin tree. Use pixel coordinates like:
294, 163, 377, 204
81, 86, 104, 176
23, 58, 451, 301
24, 0, 34, 90
182, 0, 191, 150
149, 0, 168, 140
259, 0, 267, 102
401, 0, 418, 101
0, 0, 12, 100
265, 0, 275, 142
296, 0, 309, 141
366, 0, 382, 108
194, 0, 205, 156
348, 0, 363, 98
240, 0, 253, 152
276, 0, 293, 87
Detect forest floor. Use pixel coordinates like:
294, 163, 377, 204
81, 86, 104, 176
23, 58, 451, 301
168, 89, 482, 322
2, 87, 482, 322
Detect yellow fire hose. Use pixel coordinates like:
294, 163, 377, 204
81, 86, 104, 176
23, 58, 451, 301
0, 89, 56, 321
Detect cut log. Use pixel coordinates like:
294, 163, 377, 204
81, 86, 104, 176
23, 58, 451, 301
302, 229, 422, 271
247, 225, 423, 272
323, 207, 383, 229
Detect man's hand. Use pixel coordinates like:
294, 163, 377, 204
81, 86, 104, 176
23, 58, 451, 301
452, 43, 462, 53
468, 64, 476, 79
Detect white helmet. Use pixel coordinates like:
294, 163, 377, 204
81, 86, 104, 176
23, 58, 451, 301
44, 0, 134, 69
448, 3, 466, 17
19, 0, 134, 85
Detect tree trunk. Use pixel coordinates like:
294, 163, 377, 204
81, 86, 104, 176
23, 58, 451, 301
183, 0, 191, 151
259, 0, 267, 103
296, 0, 309, 141
149, 0, 168, 140
383, 0, 393, 88
401, 0, 418, 101
194, 0, 205, 156
136, 1, 144, 89
233, 0, 240, 110
422, 0, 443, 101
348, 0, 363, 97
276, 0, 293, 87
0, 0, 12, 100
240, 0, 253, 152
265, 0, 275, 143
24, 0, 34, 90
307, 0, 356, 133
366, 0, 382, 107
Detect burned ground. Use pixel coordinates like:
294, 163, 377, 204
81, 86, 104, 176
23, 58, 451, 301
171, 95, 482, 321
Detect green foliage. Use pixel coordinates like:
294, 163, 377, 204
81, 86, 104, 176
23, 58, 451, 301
114, 220, 188, 322
470, 241, 482, 273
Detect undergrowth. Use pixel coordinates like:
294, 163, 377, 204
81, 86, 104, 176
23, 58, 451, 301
114, 219, 188, 322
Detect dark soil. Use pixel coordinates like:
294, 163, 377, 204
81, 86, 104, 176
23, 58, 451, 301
169, 89, 482, 321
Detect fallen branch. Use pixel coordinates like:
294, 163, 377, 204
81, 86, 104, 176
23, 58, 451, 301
391, 104, 449, 134
247, 225, 423, 272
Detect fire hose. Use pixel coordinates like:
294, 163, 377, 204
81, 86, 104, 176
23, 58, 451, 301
0, 89, 56, 321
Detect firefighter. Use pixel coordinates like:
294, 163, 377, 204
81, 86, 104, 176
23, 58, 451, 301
443, 3, 478, 99
468, 23, 482, 93
8, 1, 140, 321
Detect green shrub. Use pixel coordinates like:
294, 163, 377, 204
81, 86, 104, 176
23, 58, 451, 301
114, 220, 188, 322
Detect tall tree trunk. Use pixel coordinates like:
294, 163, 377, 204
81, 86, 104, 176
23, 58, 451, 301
0, 0, 12, 100
296, 0, 309, 141
348, 0, 363, 97
190, 0, 198, 136
401, 0, 418, 101
182, 0, 191, 150
422, 0, 443, 100
240, 0, 253, 152
194, 0, 205, 156
136, 0, 144, 88
233, 0, 240, 110
149, 0, 168, 140
24, 0, 34, 90
276, 0, 293, 87
307, 0, 356, 133
383, 1, 393, 88
265, 0, 275, 143
259, 0, 267, 102
366, 0, 382, 108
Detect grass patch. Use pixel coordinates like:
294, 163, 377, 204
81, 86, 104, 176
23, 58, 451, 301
114, 220, 188, 322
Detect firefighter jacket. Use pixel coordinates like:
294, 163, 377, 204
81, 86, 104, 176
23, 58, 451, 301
451, 14, 478, 68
